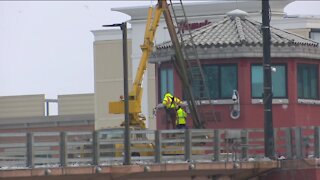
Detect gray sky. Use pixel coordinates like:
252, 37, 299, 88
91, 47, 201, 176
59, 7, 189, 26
1, 1, 320, 99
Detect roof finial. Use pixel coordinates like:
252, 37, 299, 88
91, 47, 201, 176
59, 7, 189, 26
227, 9, 248, 20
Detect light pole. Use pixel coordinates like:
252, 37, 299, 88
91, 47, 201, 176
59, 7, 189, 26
103, 22, 131, 165
262, 0, 275, 159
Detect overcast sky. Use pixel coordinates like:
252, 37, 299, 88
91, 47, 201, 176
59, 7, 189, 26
1, 1, 320, 100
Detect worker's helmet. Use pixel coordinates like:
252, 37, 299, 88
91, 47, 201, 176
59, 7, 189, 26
165, 92, 173, 97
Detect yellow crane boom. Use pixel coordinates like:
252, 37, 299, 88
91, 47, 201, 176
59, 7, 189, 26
109, 0, 203, 129
109, 2, 164, 129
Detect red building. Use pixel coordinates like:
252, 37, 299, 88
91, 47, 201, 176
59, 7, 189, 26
152, 10, 320, 130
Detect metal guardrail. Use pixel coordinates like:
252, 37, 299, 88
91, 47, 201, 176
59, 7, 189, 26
0, 127, 318, 168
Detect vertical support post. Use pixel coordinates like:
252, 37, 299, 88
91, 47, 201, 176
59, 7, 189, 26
214, 130, 220, 161
294, 127, 302, 159
46, 101, 49, 116
262, 0, 275, 159
60, 132, 67, 166
155, 130, 162, 163
26, 132, 34, 168
93, 131, 100, 165
121, 22, 131, 165
102, 21, 130, 165
241, 130, 248, 160
285, 128, 292, 159
184, 129, 191, 161
315, 127, 320, 158
274, 128, 278, 155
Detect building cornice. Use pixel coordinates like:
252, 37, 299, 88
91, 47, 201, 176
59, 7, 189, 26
112, 1, 292, 22
150, 45, 320, 63
273, 17, 320, 30
91, 29, 132, 41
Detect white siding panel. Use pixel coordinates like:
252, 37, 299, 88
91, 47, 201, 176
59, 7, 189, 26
93, 38, 132, 130
0, 94, 45, 118
148, 63, 156, 130
58, 94, 94, 115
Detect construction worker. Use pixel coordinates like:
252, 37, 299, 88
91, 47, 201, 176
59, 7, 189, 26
176, 106, 187, 129
162, 92, 182, 109
162, 92, 182, 129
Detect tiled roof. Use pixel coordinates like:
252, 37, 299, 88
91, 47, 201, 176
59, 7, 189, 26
156, 9, 319, 49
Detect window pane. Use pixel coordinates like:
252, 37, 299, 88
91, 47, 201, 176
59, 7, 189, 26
310, 66, 318, 99
204, 65, 219, 99
203, 64, 238, 99
297, 64, 319, 99
189, 68, 201, 99
297, 65, 303, 98
272, 65, 286, 98
310, 31, 320, 44
302, 68, 310, 98
188, 64, 238, 100
160, 69, 167, 99
221, 66, 237, 98
160, 68, 174, 99
167, 69, 174, 95
251, 66, 263, 98
251, 65, 287, 98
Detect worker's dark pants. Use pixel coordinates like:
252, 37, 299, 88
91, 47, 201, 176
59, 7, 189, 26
176, 124, 186, 129
165, 108, 176, 129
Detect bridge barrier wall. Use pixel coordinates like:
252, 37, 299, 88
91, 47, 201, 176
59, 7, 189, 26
0, 126, 317, 168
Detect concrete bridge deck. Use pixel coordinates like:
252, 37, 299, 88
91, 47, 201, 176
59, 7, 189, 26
0, 161, 279, 180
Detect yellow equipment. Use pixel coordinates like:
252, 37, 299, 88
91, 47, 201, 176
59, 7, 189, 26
109, 0, 202, 129
78, 1, 205, 160
109, 1, 165, 129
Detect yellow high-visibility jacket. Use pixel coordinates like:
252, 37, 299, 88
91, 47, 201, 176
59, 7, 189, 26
162, 93, 181, 109
176, 107, 187, 125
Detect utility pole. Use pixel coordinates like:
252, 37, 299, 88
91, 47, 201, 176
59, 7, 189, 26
103, 22, 131, 165
121, 22, 131, 165
262, 0, 275, 158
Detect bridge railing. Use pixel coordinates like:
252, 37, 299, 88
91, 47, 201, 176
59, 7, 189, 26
0, 126, 319, 168
0, 133, 27, 167
32, 132, 60, 167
